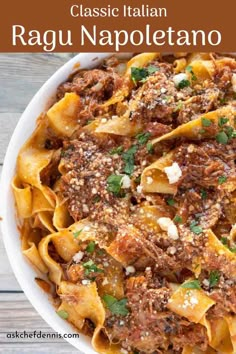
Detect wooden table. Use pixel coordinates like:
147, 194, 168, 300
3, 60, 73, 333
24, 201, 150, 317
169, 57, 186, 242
0, 54, 82, 353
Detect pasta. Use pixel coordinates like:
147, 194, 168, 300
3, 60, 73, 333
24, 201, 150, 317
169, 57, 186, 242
12, 52, 236, 353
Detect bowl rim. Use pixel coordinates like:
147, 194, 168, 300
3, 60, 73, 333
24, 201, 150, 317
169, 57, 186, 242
0, 52, 130, 354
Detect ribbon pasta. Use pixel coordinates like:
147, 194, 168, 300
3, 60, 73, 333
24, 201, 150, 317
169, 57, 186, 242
12, 52, 236, 354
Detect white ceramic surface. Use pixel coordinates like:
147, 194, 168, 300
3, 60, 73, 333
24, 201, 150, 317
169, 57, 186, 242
0, 52, 132, 354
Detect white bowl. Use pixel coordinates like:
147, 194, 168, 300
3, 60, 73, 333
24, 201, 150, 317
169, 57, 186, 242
0, 52, 132, 353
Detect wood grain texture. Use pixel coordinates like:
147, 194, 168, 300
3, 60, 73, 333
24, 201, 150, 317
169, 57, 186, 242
0, 293, 79, 353
0, 54, 84, 353
0, 53, 74, 113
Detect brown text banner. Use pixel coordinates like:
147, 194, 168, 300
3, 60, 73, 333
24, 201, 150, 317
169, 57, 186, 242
0, 0, 235, 52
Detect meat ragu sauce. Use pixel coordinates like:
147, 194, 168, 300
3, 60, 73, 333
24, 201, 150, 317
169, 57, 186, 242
14, 53, 236, 354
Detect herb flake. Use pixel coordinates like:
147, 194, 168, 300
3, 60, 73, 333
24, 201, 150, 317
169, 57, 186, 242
107, 174, 123, 196
209, 271, 220, 288
56, 310, 69, 319
178, 79, 191, 89
201, 117, 212, 127
200, 189, 207, 200
216, 131, 229, 145
181, 280, 201, 290
86, 241, 96, 253
167, 198, 175, 206
218, 117, 229, 127
122, 146, 137, 175
136, 132, 151, 145
174, 215, 182, 223
109, 146, 124, 155
83, 260, 104, 275
73, 229, 83, 238
103, 295, 129, 316
218, 175, 227, 185
190, 221, 203, 235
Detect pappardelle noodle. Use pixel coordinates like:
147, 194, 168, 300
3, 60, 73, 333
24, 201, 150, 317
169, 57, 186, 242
13, 53, 236, 354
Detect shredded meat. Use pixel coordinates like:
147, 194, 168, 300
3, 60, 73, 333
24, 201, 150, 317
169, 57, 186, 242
106, 273, 208, 353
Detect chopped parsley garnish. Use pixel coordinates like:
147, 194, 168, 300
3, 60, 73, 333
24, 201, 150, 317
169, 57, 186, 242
190, 220, 203, 235
102, 295, 129, 316
209, 270, 220, 288
131, 67, 148, 84
225, 126, 235, 138
131, 66, 159, 84
122, 145, 137, 175
135, 175, 141, 184
186, 65, 197, 81
86, 119, 94, 125
167, 198, 175, 206
93, 195, 101, 203
218, 175, 227, 185
147, 65, 159, 74
174, 215, 182, 223
230, 247, 236, 253
56, 310, 69, 319
174, 101, 183, 112
147, 142, 154, 154
181, 280, 201, 290
83, 260, 104, 275
136, 132, 151, 145
216, 131, 229, 145
109, 146, 124, 155
107, 174, 123, 196
73, 229, 83, 238
86, 241, 96, 253
200, 189, 207, 200
199, 129, 206, 134
218, 117, 229, 127
201, 117, 212, 127
220, 237, 228, 245
178, 79, 191, 89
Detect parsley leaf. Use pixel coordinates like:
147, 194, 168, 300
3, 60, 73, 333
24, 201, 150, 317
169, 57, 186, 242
181, 280, 201, 290
174, 101, 183, 112
56, 310, 69, 319
178, 79, 191, 89
83, 260, 104, 275
174, 215, 182, 223
221, 237, 228, 245
136, 132, 151, 145
107, 174, 123, 196
93, 195, 101, 203
209, 270, 220, 288
216, 131, 229, 145
131, 67, 148, 84
186, 65, 197, 81
147, 65, 159, 74
86, 241, 96, 253
225, 126, 234, 139
73, 229, 83, 238
218, 175, 227, 185
109, 146, 124, 155
200, 189, 207, 200
218, 117, 229, 127
190, 220, 203, 235
103, 295, 129, 316
147, 142, 154, 154
131, 66, 158, 84
201, 117, 212, 127
122, 146, 137, 175
167, 198, 175, 206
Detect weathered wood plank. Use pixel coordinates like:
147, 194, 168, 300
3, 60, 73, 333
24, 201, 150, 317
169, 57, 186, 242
0, 113, 21, 164
0, 164, 22, 291
0, 53, 74, 113
0, 293, 81, 353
